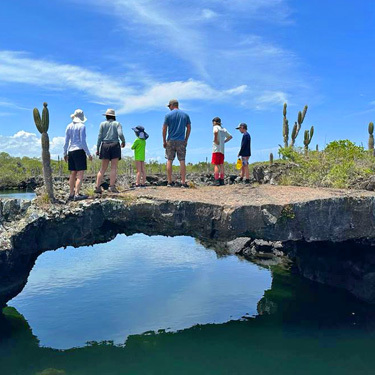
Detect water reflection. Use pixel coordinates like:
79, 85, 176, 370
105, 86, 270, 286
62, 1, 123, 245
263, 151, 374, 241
0, 190, 36, 200
2, 266, 375, 375
7, 234, 271, 349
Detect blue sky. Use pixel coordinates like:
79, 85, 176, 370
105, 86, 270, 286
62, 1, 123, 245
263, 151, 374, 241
0, 0, 374, 162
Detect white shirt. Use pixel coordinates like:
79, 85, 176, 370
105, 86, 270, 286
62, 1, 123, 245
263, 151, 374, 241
212, 125, 232, 154
63, 121, 91, 156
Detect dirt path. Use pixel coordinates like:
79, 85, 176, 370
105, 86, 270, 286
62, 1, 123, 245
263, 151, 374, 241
120, 184, 375, 207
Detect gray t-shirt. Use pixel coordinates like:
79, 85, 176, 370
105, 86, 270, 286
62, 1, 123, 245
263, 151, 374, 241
212, 125, 232, 154
97, 120, 125, 151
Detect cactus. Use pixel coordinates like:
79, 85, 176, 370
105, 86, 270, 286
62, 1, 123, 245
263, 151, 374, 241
33, 102, 54, 202
316, 144, 319, 152
303, 126, 314, 154
291, 105, 308, 147
282, 103, 289, 147
270, 152, 274, 165
368, 122, 374, 154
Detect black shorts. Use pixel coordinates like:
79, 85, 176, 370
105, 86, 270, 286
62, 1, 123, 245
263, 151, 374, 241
68, 149, 87, 171
99, 142, 121, 160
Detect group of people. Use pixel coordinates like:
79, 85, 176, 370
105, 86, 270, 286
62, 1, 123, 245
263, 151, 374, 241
63, 99, 251, 200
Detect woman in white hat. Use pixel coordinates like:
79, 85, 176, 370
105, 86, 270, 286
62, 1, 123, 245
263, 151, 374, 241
95, 109, 125, 193
63, 109, 92, 201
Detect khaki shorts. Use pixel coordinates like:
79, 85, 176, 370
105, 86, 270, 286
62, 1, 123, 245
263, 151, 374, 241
165, 140, 186, 161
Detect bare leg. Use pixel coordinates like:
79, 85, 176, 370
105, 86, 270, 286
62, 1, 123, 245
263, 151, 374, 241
214, 164, 219, 176
179, 160, 186, 184
220, 164, 224, 176
110, 158, 119, 186
240, 166, 245, 179
69, 171, 77, 196
245, 165, 250, 179
141, 161, 146, 184
96, 159, 110, 188
135, 161, 141, 185
167, 160, 173, 184
75, 170, 84, 195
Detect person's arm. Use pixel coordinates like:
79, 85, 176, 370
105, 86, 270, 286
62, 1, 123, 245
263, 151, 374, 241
249, 134, 251, 157
162, 124, 167, 148
238, 134, 246, 157
224, 130, 232, 143
185, 123, 191, 145
80, 126, 92, 159
214, 128, 219, 145
63, 127, 70, 161
131, 138, 138, 150
117, 123, 125, 147
97, 124, 104, 155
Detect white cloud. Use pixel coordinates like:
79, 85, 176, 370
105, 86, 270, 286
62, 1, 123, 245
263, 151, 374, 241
0, 51, 247, 114
70, 0, 293, 80
254, 91, 288, 110
0, 130, 68, 159
120, 79, 247, 114
0, 51, 134, 103
0, 99, 30, 111
201, 9, 218, 20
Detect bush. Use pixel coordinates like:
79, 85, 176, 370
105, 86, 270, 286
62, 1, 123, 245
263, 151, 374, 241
278, 140, 375, 188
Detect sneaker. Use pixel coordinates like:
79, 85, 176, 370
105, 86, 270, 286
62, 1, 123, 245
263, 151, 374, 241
167, 182, 174, 187
219, 179, 224, 186
108, 186, 119, 193
94, 187, 102, 194
181, 183, 189, 188
135, 184, 141, 188
213, 179, 221, 186
140, 184, 146, 188
244, 179, 250, 184
238, 177, 243, 183
74, 194, 88, 201
67, 194, 74, 202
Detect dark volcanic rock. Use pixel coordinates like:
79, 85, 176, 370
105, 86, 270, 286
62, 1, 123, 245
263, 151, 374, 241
252, 162, 298, 185
2, 187, 375, 305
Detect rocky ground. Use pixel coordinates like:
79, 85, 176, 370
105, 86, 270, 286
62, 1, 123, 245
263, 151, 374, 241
2, 183, 375, 304
5, 161, 375, 192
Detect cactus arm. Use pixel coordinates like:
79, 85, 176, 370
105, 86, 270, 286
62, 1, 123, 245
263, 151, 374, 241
368, 122, 374, 151
42, 102, 49, 132
33, 108, 43, 134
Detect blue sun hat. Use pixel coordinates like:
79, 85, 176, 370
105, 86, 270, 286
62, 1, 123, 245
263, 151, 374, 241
132, 126, 149, 140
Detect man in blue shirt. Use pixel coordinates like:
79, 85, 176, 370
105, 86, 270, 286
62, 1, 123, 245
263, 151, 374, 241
236, 122, 251, 183
162, 99, 191, 187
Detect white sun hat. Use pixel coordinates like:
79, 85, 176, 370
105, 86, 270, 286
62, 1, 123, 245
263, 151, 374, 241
70, 109, 87, 123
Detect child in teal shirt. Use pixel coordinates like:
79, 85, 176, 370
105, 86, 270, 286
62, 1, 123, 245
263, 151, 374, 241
131, 126, 149, 187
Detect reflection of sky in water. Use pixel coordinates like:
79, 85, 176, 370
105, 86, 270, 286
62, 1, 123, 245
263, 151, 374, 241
0, 191, 35, 200
9, 234, 271, 349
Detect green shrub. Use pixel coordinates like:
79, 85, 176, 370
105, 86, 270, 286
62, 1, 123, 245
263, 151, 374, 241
278, 140, 375, 188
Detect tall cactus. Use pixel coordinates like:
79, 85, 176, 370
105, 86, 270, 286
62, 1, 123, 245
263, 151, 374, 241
368, 122, 374, 154
282, 103, 289, 147
269, 152, 274, 165
291, 105, 308, 147
33, 102, 54, 202
303, 126, 314, 154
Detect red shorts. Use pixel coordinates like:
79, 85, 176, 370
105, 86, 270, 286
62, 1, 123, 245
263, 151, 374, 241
211, 152, 224, 165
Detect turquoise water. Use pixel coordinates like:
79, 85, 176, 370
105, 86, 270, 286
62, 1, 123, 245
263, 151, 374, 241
1, 234, 375, 374
0, 190, 35, 200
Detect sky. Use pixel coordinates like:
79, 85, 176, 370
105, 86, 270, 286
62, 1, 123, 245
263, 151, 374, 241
0, 0, 374, 162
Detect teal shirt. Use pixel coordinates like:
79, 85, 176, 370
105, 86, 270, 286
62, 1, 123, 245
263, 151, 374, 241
131, 138, 146, 161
